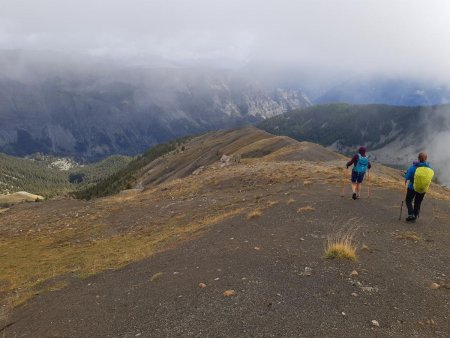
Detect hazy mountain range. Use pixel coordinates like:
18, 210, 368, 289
0, 50, 310, 160
1, 50, 450, 164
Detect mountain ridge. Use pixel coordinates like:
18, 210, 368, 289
0, 51, 310, 160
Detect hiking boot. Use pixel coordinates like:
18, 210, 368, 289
352, 192, 357, 200
406, 215, 416, 222
356, 194, 360, 199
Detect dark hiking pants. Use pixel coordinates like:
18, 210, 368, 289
405, 188, 425, 217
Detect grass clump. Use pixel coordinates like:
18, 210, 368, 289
247, 209, 262, 219
297, 206, 315, 213
325, 232, 357, 261
149, 272, 164, 282
267, 200, 279, 207
396, 231, 421, 241
361, 244, 370, 251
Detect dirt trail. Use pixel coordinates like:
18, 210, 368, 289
4, 183, 450, 337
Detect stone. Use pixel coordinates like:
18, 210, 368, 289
198, 283, 207, 288
350, 270, 359, 277
371, 320, 380, 327
223, 290, 236, 297
430, 282, 440, 289
361, 286, 378, 293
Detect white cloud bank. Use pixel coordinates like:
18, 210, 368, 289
1, 0, 450, 80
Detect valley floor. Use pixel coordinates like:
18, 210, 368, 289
3, 181, 450, 337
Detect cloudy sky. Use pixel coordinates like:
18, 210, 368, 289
1, 0, 449, 79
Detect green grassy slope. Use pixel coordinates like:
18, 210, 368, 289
0, 153, 71, 197
0, 154, 132, 197
73, 137, 190, 200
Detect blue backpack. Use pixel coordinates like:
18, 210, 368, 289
354, 154, 369, 173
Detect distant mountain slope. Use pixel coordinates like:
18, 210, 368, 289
0, 153, 71, 197
313, 77, 450, 106
0, 50, 310, 160
259, 104, 424, 149
0, 153, 131, 197
75, 127, 342, 199
259, 103, 450, 185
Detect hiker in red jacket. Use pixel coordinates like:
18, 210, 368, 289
346, 146, 371, 199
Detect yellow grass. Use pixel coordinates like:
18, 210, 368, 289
247, 209, 262, 219
287, 198, 295, 205
0, 192, 44, 205
46, 281, 69, 292
267, 200, 279, 207
0, 207, 244, 308
149, 272, 164, 282
325, 233, 357, 261
396, 231, 421, 241
297, 206, 315, 213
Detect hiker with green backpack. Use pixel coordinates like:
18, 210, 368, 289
346, 146, 371, 200
403, 152, 434, 222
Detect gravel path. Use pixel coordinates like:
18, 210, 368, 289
5, 184, 450, 337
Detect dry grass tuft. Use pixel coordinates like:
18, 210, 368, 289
46, 281, 69, 292
150, 272, 164, 282
247, 209, 262, 219
325, 232, 357, 261
297, 206, 315, 214
303, 180, 313, 186
267, 200, 279, 207
396, 231, 421, 241
287, 198, 295, 205
361, 244, 370, 251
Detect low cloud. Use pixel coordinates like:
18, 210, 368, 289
1, 0, 450, 82
426, 106, 450, 186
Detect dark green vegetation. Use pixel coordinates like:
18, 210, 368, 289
73, 137, 190, 200
68, 155, 132, 186
259, 103, 438, 150
0, 153, 71, 197
0, 153, 131, 197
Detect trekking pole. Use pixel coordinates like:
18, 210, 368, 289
399, 181, 407, 220
367, 169, 371, 198
341, 167, 346, 197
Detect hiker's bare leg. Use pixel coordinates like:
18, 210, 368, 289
352, 183, 357, 193
356, 183, 361, 195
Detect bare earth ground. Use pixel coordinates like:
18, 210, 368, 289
3, 178, 450, 337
